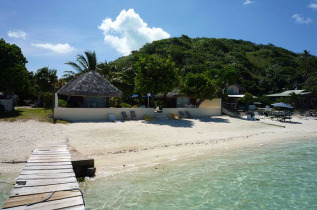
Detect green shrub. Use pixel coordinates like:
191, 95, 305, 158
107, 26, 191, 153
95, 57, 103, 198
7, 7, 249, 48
43, 92, 53, 108
121, 103, 132, 108
58, 99, 69, 108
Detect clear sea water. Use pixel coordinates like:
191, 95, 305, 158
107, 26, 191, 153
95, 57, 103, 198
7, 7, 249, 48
1, 139, 316, 209
80, 139, 317, 209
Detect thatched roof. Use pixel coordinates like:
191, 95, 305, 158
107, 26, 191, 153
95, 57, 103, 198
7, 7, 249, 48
57, 71, 122, 97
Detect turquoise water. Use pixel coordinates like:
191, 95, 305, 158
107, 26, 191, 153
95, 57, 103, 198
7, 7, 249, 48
0, 171, 18, 205
81, 139, 317, 209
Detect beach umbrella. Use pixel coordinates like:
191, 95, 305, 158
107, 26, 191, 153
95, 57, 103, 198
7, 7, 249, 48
132, 93, 152, 107
271, 102, 294, 109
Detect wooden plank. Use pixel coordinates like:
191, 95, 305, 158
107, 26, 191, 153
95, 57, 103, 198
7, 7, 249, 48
28, 157, 71, 161
3, 191, 81, 209
27, 159, 70, 163
25, 162, 72, 166
3, 143, 85, 209
18, 173, 75, 180
57, 205, 85, 210
10, 183, 79, 197
4, 196, 84, 210
30, 154, 71, 156
15, 177, 77, 188
21, 169, 74, 174
32, 151, 69, 154
35, 147, 68, 151
23, 165, 73, 170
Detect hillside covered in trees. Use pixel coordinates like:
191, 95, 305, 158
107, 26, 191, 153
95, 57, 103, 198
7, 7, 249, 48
108, 35, 317, 97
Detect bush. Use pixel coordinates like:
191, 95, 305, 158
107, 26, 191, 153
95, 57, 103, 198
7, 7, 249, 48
121, 103, 132, 108
258, 96, 272, 106
58, 99, 69, 108
42, 92, 53, 108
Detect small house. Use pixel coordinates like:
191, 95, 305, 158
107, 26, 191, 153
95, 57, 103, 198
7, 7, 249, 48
56, 71, 122, 108
155, 89, 197, 108
266, 90, 315, 109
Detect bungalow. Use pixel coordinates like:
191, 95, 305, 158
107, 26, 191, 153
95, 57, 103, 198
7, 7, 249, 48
266, 90, 315, 109
56, 71, 122, 108
225, 84, 258, 110
155, 89, 197, 108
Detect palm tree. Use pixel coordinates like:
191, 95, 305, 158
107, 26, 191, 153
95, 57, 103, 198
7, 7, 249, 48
63, 51, 97, 79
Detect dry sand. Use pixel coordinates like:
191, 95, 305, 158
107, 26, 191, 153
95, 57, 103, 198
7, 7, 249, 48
0, 116, 316, 178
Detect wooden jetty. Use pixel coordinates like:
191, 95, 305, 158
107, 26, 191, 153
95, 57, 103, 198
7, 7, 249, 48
2, 144, 85, 209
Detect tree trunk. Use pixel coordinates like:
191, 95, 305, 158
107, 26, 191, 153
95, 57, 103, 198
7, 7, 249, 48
196, 98, 205, 107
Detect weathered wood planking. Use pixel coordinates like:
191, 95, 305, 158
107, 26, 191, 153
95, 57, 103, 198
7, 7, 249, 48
24, 162, 72, 166
2, 191, 81, 209
3, 144, 85, 209
17, 173, 76, 180
23, 165, 73, 170
15, 177, 77, 187
27, 159, 71, 163
10, 183, 80, 196
20, 169, 74, 174
3, 196, 85, 210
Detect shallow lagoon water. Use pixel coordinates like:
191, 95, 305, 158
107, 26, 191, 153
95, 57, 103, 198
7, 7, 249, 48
81, 139, 317, 209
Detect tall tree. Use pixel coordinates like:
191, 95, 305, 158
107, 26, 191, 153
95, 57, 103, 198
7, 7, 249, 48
0, 38, 29, 94
64, 51, 97, 79
33, 67, 58, 107
181, 73, 217, 106
34, 67, 58, 93
209, 65, 240, 94
134, 55, 180, 95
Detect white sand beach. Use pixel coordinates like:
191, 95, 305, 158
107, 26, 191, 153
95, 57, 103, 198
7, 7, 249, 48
0, 116, 316, 177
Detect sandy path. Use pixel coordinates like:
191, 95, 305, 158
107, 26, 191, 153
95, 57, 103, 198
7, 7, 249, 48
0, 116, 316, 177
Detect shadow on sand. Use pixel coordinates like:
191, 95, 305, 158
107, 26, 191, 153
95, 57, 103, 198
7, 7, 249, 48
143, 119, 194, 128
198, 117, 230, 123
279, 121, 302, 124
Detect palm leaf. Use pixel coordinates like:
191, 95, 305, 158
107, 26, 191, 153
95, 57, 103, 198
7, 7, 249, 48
65, 61, 84, 73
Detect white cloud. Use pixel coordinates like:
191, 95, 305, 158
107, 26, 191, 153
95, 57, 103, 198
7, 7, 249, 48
7, 30, 26, 40
98, 9, 170, 55
292, 14, 313, 24
244, 0, 253, 5
32, 43, 75, 54
309, 3, 317, 10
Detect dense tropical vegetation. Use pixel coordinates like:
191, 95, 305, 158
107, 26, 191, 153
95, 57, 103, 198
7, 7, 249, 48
107, 35, 317, 99
1, 36, 317, 109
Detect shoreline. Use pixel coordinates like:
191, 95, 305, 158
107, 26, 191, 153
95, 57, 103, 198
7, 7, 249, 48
1, 116, 316, 180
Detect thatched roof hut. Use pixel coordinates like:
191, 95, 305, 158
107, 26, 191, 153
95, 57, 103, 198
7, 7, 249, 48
57, 71, 122, 97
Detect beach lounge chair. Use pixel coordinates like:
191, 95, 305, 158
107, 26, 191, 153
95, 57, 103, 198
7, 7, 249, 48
130, 111, 137, 120
170, 113, 179, 120
254, 111, 260, 120
179, 111, 186, 118
299, 111, 311, 120
185, 111, 193, 118
109, 113, 117, 122
121, 111, 130, 120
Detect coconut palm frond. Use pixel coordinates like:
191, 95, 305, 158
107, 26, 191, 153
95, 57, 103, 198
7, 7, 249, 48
84, 51, 97, 71
65, 61, 84, 73
77, 54, 89, 70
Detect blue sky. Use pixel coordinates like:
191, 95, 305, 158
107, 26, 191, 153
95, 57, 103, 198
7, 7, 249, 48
1, 0, 316, 77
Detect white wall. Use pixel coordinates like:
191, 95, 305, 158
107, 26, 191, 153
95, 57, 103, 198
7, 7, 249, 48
54, 108, 155, 121
199, 98, 222, 108
0, 99, 13, 112
54, 107, 221, 122
162, 108, 221, 117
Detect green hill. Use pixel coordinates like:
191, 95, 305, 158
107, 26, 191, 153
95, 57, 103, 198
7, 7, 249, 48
109, 35, 317, 96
